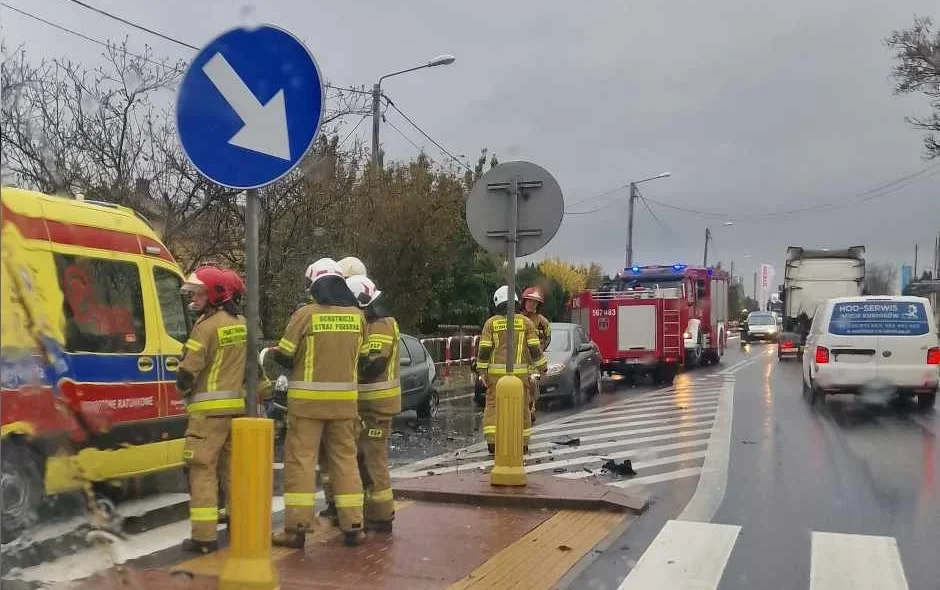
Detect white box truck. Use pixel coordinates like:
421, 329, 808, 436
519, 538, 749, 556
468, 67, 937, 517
781, 246, 867, 352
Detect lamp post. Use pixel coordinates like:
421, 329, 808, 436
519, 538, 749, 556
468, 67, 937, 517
703, 221, 735, 266
625, 172, 671, 268
371, 54, 455, 167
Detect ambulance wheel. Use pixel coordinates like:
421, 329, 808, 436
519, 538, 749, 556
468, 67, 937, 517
1, 441, 44, 543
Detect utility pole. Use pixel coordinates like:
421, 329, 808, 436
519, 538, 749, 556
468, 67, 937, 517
625, 182, 638, 268
371, 83, 382, 168
703, 227, 712, 266
914, 243, 919, 278
753, 270, 757, 300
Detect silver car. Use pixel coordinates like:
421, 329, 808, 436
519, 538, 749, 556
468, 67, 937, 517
539, 323, 603, 407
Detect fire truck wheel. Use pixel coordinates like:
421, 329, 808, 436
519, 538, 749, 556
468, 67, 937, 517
1, 441, 44, 543
685, 339, 703, 368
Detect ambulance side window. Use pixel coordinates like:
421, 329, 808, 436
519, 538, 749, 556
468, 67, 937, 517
154, 268, 190, 343
54, 254, 146, 353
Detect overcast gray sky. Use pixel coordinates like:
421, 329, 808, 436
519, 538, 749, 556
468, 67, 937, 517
2, 0, 938, 289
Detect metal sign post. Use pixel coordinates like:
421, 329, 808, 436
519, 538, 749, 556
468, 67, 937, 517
482, 177, 548, 370
176, 25, 325, 416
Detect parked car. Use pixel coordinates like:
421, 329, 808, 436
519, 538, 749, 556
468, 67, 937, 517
802, 296, 939, 409
399, 333, 439, 419
540, 323, 603, 407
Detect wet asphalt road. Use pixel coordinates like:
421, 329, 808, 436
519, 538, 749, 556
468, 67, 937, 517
577, 341, 940, 590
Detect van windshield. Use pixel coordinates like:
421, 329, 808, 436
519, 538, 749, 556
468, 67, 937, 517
828, 301, 930, 336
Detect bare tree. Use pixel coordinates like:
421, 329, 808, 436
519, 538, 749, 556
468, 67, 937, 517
864, 263, 899, 295
886, 16, 940, 159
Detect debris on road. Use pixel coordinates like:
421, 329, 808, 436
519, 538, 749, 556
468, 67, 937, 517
601, 459, 637, 477
553, 467, 567, 473
553, 438, 581, 446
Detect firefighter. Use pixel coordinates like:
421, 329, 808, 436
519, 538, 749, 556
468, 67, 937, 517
270, 258, 367, 548
476, 286, 547, 455
338, 256, 367, 278
346, 275, 400, 532
521, 287, 552, 351
521, 287, 551, 422
177, 265, 248, 554
320, 254, 368, 518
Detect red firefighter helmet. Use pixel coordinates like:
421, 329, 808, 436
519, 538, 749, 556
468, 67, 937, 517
521, 287, 544, 304
193, 265, 231, 306
221, 269, 246, 297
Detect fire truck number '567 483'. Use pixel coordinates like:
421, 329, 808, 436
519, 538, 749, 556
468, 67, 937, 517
570, 264, 730, 384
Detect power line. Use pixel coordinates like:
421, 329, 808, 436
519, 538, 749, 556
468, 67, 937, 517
643, 161, 940, 221
40, 1, 372, 96
385, 117, 426, 155
564, 197, 623, 215
2, 3, 182, 71
338, 115, 368, 148
383, 98, 471, 172
62, 0, 199, 50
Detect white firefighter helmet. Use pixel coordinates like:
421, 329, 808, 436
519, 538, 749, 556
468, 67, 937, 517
492, 285, 519, 308
304, 258, 344, 287
338, 256, 367, 278
346, 275, 382, 308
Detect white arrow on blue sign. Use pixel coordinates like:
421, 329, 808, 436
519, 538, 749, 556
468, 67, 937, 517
176, 25, 324, 190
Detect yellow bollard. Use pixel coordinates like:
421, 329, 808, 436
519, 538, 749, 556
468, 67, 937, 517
219, 417, 279, 590
489, 375, 527, 486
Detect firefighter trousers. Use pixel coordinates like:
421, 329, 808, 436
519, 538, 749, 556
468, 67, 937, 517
482, 374, 532, 448
183, 414, 232, 542
359, 412, 395, 523
283, 415, 363, 534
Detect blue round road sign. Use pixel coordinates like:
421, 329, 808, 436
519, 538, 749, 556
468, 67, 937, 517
176, 25, 324, 190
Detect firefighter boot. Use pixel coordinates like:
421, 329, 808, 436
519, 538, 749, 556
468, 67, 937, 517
319, 502, 339, 526
181, 538, 219, 554
272, 524, 307, 549
344, 525, 365, 546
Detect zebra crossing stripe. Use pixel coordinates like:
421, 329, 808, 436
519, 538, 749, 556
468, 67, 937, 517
617, 520, 741, 589
610, 466, 705, 489
556, 450, 708, 479
530, 408, 717, 439
535, 405, 718, 434
562, 398, 719, 423
810, 532, 909, 590
525, 437, 711, 474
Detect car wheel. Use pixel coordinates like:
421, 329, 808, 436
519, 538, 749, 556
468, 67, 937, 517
417, 389, 440, 420
1, 442, 44, 543
592, 371, 603, 396
917, 391, 937, 411
568, 374, 584, 407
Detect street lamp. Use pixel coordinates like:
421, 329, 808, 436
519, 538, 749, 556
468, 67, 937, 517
625, 172, 672, 267
371, 54, 456, 166
703, 221, 735, 266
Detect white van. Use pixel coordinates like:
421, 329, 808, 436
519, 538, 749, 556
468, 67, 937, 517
801, 296, 939, 409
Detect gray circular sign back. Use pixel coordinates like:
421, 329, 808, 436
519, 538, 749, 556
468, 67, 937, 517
465, 161, 564, 257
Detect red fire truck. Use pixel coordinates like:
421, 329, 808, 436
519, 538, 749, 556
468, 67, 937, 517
570, 264, 731, 384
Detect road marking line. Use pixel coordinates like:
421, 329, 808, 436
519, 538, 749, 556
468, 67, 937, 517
525, 436, 711, 474
677, 376, 735, 523
595, 390, 723, 410
810, 532, 909, 590
611, 466, 705, 489
565, 399, 719, 423
617, 519, 740, 589
393, 431, 711, 479
535, 406, 717, 434
555, 450, 708, 479
529, 411, 717, 442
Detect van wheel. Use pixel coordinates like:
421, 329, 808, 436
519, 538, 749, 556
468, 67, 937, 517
917, 391, 937, 410
1, 442, 44, 543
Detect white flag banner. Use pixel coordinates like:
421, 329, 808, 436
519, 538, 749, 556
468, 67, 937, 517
758, 264, 775, 310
